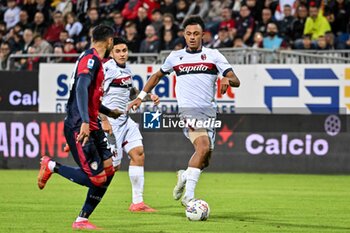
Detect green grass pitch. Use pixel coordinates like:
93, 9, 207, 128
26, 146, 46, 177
1, 170, 350, 233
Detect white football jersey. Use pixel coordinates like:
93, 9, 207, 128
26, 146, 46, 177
161, 46, 233, 118
102, 59, 133, 124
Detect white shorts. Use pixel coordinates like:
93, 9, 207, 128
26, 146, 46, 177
106, 117, 143, 167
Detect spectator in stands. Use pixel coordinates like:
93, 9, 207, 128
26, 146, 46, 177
246, 0, 262, 23
4, 0, 21, 30
327, 0, 350, 37
81, 8, 101, 39
315, 35, 331, 50
22, 0, 37, 22
31, 12, 47, 36
324, 31, 335, 49
122, 0, 143, 21
123, 21, 141, 53
7, 29, 23, 53
175, 0, 188, 24
289, 4, 308, 42
213, 26, 233, 48
52, 44, 64, 63
151, 9, 163, 33
35, 0, 52, 23
160, 0, 177, 16
206, 0, 232, 33
44, 11, 65, 44
135, 7, 151, 41
63, 38, 77, 63
55, 0, 73, 17
235, 4, 255, 45
159, 13, 179, 44
33, 34, 53, 54
255, 8, 274, 36
139, 25, 159, 53
18, 10, 32, 30
252, 32, 263, 48
159, 29, 175, 51
278, 4, 295, 39
183, 0, 209, 27
111, 11, 125, 37
263, 22, 288, 49
218, 7, 236, 39
75, 28, 92, 53
25, 46, 40, 71
294, 34, 316, 49
100, 0, 122, 20
233, 36, 248, 48
64, 12, 83, 41
22, 28, 34, 54
304, 4, 331, 40
0, 42, 11, 70
59, 30, 69, 45
274, 0, 297, 20
203, 30, 214, 48
143, 0, 161, 20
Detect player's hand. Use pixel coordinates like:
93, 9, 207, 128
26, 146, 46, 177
220, 77, 230, 94
101, 119, 112, 135
76, 122, 90, 146
127, 98, 142, 112
150, 94, 160, 106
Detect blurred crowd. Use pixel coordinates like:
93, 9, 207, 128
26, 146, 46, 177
0, 0, 349, 70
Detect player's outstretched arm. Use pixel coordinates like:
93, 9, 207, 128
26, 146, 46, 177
220, 70, 240, 94
130, 87, 160, 105
127, 70, 164, 111
99, 113, 112, 135
99, 104, 123, 119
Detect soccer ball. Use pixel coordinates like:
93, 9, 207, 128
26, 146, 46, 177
185, 199, 210, 221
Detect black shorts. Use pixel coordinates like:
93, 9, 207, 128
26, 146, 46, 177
64, 122, 113, 177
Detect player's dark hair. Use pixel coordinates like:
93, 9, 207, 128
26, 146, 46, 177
183, 15, 205, 31
113, 37, 127, 46
92, 25, 114, 42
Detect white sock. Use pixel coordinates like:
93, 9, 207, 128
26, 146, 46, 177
184, 167, 201, 200
129, 166, 144, 204
181, 169, 187, 182
75, 217, 88, 222
48, 161, 56, 172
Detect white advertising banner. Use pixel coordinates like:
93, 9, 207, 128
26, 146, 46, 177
39, 63, 350, 114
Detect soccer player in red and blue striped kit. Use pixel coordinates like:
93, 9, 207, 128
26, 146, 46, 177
37, 25, 121, 230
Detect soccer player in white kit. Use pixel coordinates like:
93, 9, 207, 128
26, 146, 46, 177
128, 16, 240, 207
102, 37, 159, 212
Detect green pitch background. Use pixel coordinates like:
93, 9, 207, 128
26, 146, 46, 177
1, 170, 350, 232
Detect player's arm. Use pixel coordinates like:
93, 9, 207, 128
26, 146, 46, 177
75, 74, 91, 146
99, 112, 112, 135
99, 104, 123, 119
127, 70, 163, 110
221, 70, 240, 94
129, 87, 160, 105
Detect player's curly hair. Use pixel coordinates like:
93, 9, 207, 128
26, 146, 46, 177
183, 16, 205, 31
92, 25, 114, 42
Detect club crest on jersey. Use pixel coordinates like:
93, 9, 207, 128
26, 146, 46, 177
201, 54, 207, 60
87, 58, 95, 69
90, 161, 98, 170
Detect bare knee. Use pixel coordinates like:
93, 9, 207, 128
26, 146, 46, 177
129, 146, 145, 166
194, 137, 210, 157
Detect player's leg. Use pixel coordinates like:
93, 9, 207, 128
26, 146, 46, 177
38, 125, 100, 189
124, 118, 156, 212
73, 130, 115, 229
126, 145, 156, 212
181, 133, 211, 206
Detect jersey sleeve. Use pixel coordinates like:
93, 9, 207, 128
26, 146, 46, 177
160, 52, 174, 74
77, 54, 100, 80
214, 49, 233, 77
